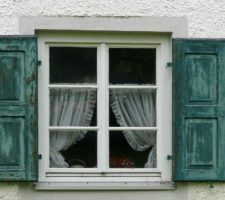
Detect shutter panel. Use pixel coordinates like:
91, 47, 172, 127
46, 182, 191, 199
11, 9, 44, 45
0, 36, 38, 181
173, 39, 225, 181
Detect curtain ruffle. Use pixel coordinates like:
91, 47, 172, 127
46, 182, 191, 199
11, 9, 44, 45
50, 88, 96, 168
110, 88, 156, 167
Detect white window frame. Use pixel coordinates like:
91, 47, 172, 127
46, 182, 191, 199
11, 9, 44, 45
38, 31, 172, 185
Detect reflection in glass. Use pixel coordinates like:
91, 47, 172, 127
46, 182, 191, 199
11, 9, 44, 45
110, 89, 156, 127
109, 131, 156, 168
50, 88, 97, 126
50, 131, 97, 168
50, 47, 97, 83
109, 48, 156, 84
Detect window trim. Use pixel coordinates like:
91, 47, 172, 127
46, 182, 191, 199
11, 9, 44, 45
19, 16, 188, 38
38, 31, 172, 183
34, 181, 176, 190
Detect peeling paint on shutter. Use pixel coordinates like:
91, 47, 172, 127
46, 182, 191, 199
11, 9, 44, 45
0, 36, 38, 181
173, 39, 225, 181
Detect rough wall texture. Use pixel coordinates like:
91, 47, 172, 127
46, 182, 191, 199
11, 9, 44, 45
0, 0, 225, 200
0, 0, 224, 38
188, 183, 225, 200
0, 183, 19, 200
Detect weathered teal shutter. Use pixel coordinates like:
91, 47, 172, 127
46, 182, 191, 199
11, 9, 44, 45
173, 39, 225, 181
0, 36, 38, 181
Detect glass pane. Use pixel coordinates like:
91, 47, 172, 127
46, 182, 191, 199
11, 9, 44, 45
109, 89, 156, 127
49, 88, 97, 126
50, 47, 97, 84
49, 131, 97, 168
109, 48, 156, 84
109, 131, 156, 168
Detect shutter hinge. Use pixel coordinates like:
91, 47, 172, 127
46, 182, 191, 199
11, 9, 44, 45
37, 60, 42, 66
167, 62, 172, 67
167, 155, 173, 160
38, 154, 42, 160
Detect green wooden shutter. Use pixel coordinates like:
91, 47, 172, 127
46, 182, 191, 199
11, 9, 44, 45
0, 36, 38, 181
173, 39, 225, 181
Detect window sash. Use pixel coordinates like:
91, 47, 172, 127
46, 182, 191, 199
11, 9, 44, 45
38, 32, 171, 182
46, 43, 159, 172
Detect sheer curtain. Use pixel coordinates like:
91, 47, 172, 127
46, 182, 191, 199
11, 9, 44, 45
50, 88, 96, 168
110, 89, 156, 168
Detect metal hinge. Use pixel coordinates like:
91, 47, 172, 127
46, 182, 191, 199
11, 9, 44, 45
167, 62, 172, 67
37, 60, 42, 66
167, 155, 173, 160
38, 154, 42, 160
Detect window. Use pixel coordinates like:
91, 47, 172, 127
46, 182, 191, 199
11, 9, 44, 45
38, 32, 172, 183
1, 35, 223, 184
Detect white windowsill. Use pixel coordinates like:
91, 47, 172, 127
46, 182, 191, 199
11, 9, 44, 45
34, 181, 175, 190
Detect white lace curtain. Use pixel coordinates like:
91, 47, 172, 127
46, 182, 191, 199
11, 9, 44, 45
50, 88, 96, 168
110, 89, 156, 168
49, 88, 156, 168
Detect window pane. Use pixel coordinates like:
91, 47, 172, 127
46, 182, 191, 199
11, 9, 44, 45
49, 88, 97, 126
109, 131, 156, 168
50, 47, 97, 84
109, 89, 156, 127
50, 131, 97, 168
109, 48, 156, 84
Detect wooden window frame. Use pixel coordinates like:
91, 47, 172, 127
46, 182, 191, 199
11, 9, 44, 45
38, 31, 172, 183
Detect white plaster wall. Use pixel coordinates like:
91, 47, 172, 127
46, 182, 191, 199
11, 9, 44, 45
0, 183, 20, 200
0, 0, 225, 200
188, 183, 225, 200
0, 0, 224, 38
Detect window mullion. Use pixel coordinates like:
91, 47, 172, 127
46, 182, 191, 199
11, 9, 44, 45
98, 43, 108, 172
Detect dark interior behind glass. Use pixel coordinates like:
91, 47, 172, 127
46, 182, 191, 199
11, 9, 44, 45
50, 47, 97, 84
109, 48, 156, 84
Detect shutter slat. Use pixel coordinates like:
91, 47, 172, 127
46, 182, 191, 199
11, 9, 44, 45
0, 36, 38, 181
173, 39, 225, 181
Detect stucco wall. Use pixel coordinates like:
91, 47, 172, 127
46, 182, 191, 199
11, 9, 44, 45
0, 183, 20, 200
0, 0, 225, 38
0, 0, 225, 200
188, 183, 225, 200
